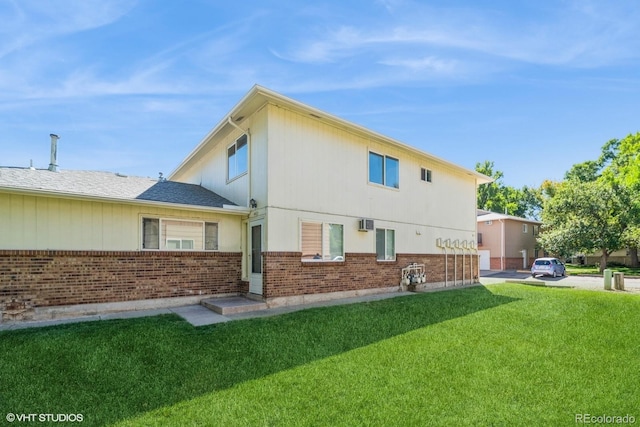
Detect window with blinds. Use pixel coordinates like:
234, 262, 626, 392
301, 221, 344, 261
142, 218, 219, 251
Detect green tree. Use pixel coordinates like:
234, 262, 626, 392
564, 160, 601, 182
599, 132, 640, 266
475, 161, 542, 219
476, 160, 504, 213
539, 180, 627, 272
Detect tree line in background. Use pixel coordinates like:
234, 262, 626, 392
476, 132, 640, 271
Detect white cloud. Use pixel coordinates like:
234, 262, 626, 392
273, 1, 640, 71
0, 0, 136, 59
378, 56, 457, 73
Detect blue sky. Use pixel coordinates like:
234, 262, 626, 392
1, 0, 639, 188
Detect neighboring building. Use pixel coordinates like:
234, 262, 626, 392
477, 212, 542, 271
579, 249, 631, 267
1, 85, 490, 321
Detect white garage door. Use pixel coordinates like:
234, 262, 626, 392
478, 250, 491, 270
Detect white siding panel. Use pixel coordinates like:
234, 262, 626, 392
265, 105, 478, 254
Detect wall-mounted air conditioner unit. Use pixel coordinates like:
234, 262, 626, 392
358, 218, 374, 232
436, 238, 443, 247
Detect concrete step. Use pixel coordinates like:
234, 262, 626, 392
201, 296, 267, 315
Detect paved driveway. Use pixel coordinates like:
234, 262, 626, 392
480, 270, 640, 292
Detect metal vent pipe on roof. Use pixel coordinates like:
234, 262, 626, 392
48, 133, 60, 172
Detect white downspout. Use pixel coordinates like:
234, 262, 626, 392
462, 245, 466, 286
444, 245, 448, 287
469, 243, 474, 284
227, 117, 252, 282
500, 219, 505, 271
453, 241, 458, 286
471, 245, 480, 283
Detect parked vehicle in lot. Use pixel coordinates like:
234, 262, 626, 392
531, 257, 566, 278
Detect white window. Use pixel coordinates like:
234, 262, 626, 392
369, 151, 399, 188
142, 218, 218, 251
166, 239, 195, 250
376, 228, 396, 261
523, 224, 528, 234
301, 221, 344, 261
227, 134, 248, 181
421, 168, 432, 183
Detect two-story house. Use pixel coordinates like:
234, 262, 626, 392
170, 85, 490, 303
0, 85, 490, 321
476, 211, 542, 271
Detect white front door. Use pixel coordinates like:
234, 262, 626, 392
478, 250, 491, 270
249, 221, 263, 295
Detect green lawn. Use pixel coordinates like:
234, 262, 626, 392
2, 285, 639, 426
565, 264, 640, 276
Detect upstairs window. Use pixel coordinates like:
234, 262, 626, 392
369, 152, 399, 188
523, 224, 528, 234
421, 168, 432, 183
228, 134, 248, 181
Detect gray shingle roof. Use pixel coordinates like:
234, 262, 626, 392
0, 167, 236, 209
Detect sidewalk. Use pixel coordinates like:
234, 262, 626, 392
0, 291, 416, 331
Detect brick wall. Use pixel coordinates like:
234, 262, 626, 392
490, 257, 531, 270
262, 252, 479, 298
0, 250, 243, 317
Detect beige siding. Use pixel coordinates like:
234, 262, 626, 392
477, 220, 501, 256
265, 105, 478, 253
504, 220, 538, 258
0, 193, 242, 251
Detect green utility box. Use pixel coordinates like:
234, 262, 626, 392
603, 269, 612, 290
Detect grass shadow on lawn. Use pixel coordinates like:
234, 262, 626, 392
0, 286, 517, 426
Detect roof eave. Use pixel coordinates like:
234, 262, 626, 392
477, 213, 542, 224
169, 85, 493, 184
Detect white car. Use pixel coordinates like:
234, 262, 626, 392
531, 257, 566, 278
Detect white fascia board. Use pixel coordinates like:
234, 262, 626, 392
168, 85, 265, 180
477, 212, 542, 224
